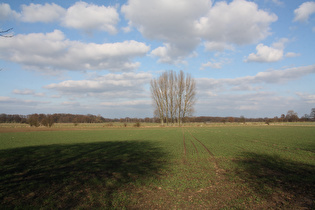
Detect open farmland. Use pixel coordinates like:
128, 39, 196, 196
0, 124, 314, 209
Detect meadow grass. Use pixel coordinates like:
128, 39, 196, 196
0, 124, 314, 209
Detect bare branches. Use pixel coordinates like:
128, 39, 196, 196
151, 70, 196, 126
0, 28, 14, 38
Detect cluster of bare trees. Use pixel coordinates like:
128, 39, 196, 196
0, 113, 113, 125
150, 70, 196, 126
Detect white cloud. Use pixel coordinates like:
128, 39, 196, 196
0, 30, 150, 73
122, 0, 209, 42
2, 2, 119, 34
195, 91, 295, 117
61, 101, 80, 106
101, 100, 151, 107
20, 3, 66, 23
150, 43, 192, 64
196, 0, 277, 45
62, 2, 119, 34
296, 92, 315, 104
13, 89, 45, 97
245, 38, 290, 62
0, 3, 19, 20
123, 0, 277, 63
285, 52, 301, 58
294, 1, 315, 22
44, 72, 152, 99
197, 65, 315, 93
245, 43, 283, 62
204, 41, 235, 52
0, 96, 47, 106
200, 61, 222, 70
13, 89, 34, 95
122, 0, 211, 63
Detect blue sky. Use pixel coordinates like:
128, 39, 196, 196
0, 0, 314, 118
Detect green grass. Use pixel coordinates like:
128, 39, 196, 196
0, 125, 314, 209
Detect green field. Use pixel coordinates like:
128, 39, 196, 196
0, 125, 314, 209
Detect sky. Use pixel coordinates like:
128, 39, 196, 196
0, 0, 314, 118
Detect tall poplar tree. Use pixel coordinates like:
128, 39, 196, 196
150, 70, 196, 126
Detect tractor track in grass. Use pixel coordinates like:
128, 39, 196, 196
182, 129, 187, 163
189, 139, 198, 154
186, 129, 217, 165
182, 128, 225, 176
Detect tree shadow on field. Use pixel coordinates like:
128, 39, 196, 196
296, 142, 315, 153
0, 141, 169, 209
234, 152, 315, 209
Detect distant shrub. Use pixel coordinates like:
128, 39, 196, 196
134, 122, 141, 127
124, 123, 127, 127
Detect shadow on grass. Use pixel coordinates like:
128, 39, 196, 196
234, 152, 315, 208
0, 141, 169, 208
296, 142, 315, 153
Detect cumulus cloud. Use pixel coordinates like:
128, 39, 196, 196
62, 2, 119, 34
0, 30, 150, 73
245, 38, 289, 62
196, 0, 278, 45
1, 2, 119, 34
101, 100, 151, 107
122, 0, 210, 63
245, 43, 283, 62
0, 96, 47, 105
296, 92, 315, 104
3, 0, 278, 64
204, 41, 235, 52
13, 89, 45, 97
0, 3, 19, 20
200, 61, 222, 70
20, 3, 66, 23
196, 65, 315, 117
195, 91, 295, 117
122, 0, 277, 63
197, 65, 315, 93
61, 101, 80, 106
294, 1, 315, 22
122, 0, 209, 41
240, 65, 315, 83
44, 72, 152, 98
150, 43, 194, 64
285, 52, 301, 58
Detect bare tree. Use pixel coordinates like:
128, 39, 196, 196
310, 108, 315, 121
0, 28, 13, 38
286, 110, 299, 122
151, 79, 165, 125
182, 73, 196, 122
176, 70, 185, 125
168, 70, 177, 124
151, 70, 196, 126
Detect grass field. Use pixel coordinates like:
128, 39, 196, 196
0, 123, 314, 209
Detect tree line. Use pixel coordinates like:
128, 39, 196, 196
0, 108, 314, 127
0, 113, 116, 127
